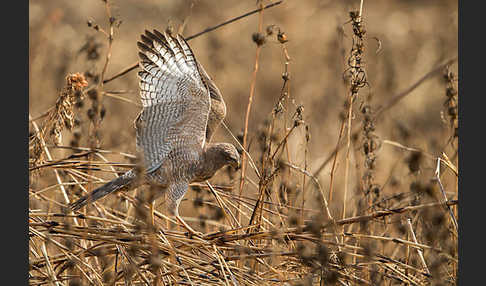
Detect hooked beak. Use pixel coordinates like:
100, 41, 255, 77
231, 157, 241, 170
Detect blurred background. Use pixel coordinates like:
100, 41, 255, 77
29, 0, 458, 221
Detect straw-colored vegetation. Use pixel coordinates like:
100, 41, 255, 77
29, 0, 458, 285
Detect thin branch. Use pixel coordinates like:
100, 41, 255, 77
238, 1, 266, 223
102, 1, 284, 85
406, 218, 430, 275
330, 200, 458, 228
434, 157, 459, 232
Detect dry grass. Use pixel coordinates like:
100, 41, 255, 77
29, 0, 458, 285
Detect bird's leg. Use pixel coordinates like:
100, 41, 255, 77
175, 212, 202, 238
171, 199, 202, 238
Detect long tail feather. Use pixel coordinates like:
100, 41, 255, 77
70, 169, 138, 211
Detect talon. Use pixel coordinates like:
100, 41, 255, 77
176, 215, 204, 239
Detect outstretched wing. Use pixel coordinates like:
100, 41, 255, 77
135, 30, 210, 173
196, 61, 226, 142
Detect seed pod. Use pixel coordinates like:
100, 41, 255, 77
277, 31, 288, 43
87, 89, 99, 101
100, 106, 106, 119
252, 32, 266, 46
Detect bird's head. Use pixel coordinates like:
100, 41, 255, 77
217, 143, 241, 170
198, 143, 241, 182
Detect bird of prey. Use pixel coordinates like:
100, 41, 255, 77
70, 29, 240, 235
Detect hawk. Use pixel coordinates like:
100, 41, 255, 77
70, 29, 240, 235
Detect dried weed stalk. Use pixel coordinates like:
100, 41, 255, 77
30, 73, 88, 167
443, 65, 458, 140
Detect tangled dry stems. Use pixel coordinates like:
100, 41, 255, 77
29, 1, 458, 285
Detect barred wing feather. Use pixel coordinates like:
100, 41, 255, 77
135, 30, 210, 173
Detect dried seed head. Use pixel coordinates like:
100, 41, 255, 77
193, 196, 204, 208
73, 130, 81, 141
324, 270, 339, 284
294, 119, 304, 127
100, 106, 106, 119
361, 104, 372, 114
277, 31, 288, 43
266, 24, 276, 36
87, 89, 99, 101
448, 106, 457, 117
446, 87, 457, 97
296, 105, 304, 118
432, 213, 445, 226
407, 151, 422, 173
198, 214, 207, 228
288, 215, 299, 227
252, 32, 266, 46
212, 207, 224, 221
282, 71, 291, 82
444, 70, 455, 82
67, 73, 88, 89
87, 108, 96, 120
316, 243, 329, 266
304, 218, 322, 238
102, 272, 113, 283
370, 184, 381, 197
236, 131, 244, 144
364, 155, 376, 170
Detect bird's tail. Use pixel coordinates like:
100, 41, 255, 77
70, 169, 138, 211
